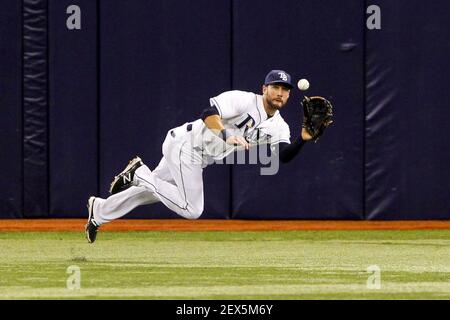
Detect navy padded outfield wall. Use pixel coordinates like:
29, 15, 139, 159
0, 0, 23, 218
365, 1, 450, 219
231, 0, 365, 219
48, 0, 98, 217
0, 1, 448, 219
22, 0, 49, 216
99, 0, 231, 218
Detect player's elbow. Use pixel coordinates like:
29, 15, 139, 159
278, 143, 293, 163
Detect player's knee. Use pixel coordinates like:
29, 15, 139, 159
186, 205, 203, 220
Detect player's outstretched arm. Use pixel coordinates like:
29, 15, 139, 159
203, 114, 225, 132
277, 128, 312, 164
201, 107, 249, 150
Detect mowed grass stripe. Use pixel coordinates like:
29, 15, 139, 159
0, 231, 449, 299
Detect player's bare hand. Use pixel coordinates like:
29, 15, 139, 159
226, 136, 250, 150
301, 127, 313, 141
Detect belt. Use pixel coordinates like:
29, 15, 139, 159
170, 123, 192, 138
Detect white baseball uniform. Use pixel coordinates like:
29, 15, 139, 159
92, 90, 291, 224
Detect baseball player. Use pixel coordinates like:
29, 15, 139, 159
85, 70, 331, 243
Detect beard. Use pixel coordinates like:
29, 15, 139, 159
267, 98, 285, 110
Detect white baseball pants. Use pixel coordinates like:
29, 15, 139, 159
92, 125, 205, 225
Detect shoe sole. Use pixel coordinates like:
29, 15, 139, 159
108, 156, 142, 194
85, 196, 96, 243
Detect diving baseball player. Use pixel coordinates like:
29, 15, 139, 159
85, 70, 333, 243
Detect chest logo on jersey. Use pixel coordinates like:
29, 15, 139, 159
235, 114, 256, 130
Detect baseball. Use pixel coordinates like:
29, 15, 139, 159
297, 79, 310, 91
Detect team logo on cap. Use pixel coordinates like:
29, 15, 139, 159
278, 72, 288, 81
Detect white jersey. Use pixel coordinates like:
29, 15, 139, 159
181, 90, 291, 160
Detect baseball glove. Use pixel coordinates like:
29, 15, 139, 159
301, 96, 333, 142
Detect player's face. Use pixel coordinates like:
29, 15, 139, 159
263, 84, 290, 110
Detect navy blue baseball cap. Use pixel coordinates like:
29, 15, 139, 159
264, 70, 293, 89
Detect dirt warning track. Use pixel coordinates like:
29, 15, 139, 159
0, 219, 449, 232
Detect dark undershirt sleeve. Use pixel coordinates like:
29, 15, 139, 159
200, 105, 220, 120
277, 137, 307, 164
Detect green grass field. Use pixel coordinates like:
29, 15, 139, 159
0, 230, 449, 299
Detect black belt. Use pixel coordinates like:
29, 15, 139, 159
170, 123, 192, 137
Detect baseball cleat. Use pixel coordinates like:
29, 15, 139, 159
109, 156, 143, 195
85, 196, 99, 244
